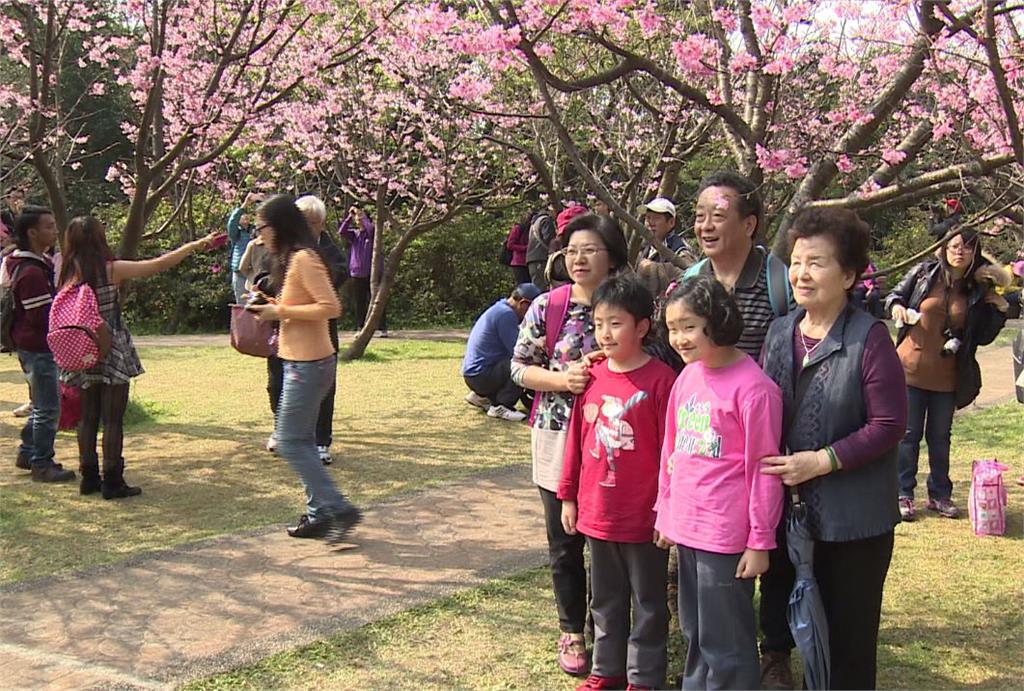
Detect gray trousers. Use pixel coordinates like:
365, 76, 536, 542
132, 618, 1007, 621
677, 546, 760, 690
588, 537, 669, 688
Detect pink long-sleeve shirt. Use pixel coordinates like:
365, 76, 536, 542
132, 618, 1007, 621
655, 355, 784, 554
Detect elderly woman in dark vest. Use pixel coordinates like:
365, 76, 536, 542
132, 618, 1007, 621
759, 208, 907, 690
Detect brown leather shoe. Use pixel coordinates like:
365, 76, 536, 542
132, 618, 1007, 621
760, 650, 794, 690
31, 464, 76, 483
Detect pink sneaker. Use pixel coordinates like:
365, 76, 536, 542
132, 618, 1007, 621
558, 633, 590, 676
576, 674, 624, 690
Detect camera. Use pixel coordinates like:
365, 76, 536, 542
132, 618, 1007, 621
244, 291, 269, 311
941, 329, 962, 357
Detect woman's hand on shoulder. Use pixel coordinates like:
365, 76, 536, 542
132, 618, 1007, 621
760, 449, 830, 486
563, 361, 591, 394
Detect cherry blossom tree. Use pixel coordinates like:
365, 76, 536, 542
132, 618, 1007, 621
428, 0, 1023, 262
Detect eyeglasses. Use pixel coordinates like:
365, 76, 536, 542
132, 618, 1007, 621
564, 246, 607, 259
254, 224, 270, 233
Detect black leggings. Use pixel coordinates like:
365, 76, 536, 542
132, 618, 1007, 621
78, 383, 130, 473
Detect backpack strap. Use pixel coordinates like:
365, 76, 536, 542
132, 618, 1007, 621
763, 249, 792, 318
682, 258, 707, 281
544, 284, 572, 358
528, 283, 573, 425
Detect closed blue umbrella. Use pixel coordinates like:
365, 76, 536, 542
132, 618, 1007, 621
787, 498, 831, 690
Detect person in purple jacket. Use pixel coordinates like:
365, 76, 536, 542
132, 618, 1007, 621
338, 205, 387, 337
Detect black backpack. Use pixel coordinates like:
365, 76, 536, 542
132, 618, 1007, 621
0, 259, 45, 353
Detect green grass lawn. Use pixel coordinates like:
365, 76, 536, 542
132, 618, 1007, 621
0, 340, 529, 583
187, 402, 1024, 691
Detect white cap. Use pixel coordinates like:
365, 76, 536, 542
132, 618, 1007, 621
639, 197, 676, 217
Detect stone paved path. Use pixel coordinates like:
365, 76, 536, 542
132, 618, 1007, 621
133, 328, 470, 348
3, 331, 1019, 690
0, 466, 545, 690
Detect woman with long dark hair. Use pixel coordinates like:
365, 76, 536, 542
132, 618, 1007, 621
247, 194, 361, 544
887, 225, 1009, 520
59, 216, 218, 499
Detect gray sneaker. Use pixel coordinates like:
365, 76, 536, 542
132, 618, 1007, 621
926, 498, 960, 518
464, 391, 490, 410
899, 497, 916, 521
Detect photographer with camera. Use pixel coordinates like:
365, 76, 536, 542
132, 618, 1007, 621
886, 224, 1009, 521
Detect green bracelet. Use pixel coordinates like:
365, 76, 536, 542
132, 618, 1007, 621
824, 446, 840, 473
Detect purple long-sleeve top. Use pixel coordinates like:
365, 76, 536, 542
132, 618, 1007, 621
338, 215, 375, 278
794, 322, 907, 470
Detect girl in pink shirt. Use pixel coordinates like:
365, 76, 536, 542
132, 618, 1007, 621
655, 275, 784, 690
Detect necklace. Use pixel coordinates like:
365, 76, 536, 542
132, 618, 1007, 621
799, 327, 821, 368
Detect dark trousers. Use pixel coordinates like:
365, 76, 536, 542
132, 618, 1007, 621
815, 531, 894, 690
464, 359, 529, 410
78, 383, 130, 477
588, 537, 668, 688
527, 261, 549, 290
759, 510, 796, 654
678, 546, 760, 690
350, 276, 387, 331
898, 386, 956, 500
538, 486, 588, 634
268, 355, 336, 447
511, 264, 531, 287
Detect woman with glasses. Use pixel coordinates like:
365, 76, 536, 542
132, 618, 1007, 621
886, 225, 1009, 521
246, 195, 362, 544
511, 213, 629, 677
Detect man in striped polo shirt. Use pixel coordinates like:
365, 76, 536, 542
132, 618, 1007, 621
7, 206, 75, 483
688, 171, 796, 689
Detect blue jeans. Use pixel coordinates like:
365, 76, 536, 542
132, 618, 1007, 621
232, 271, 247, 304
17, 350, 60, 468
276, 356, 350, 518
898, 386, 956, 500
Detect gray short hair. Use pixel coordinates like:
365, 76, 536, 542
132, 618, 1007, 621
295, 195, 327, 225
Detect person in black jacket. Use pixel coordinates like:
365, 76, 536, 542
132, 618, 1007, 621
885, 225, 1009, 520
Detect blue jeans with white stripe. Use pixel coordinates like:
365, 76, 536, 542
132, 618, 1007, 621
276, 356, 351, 519
17, 350, 60, 468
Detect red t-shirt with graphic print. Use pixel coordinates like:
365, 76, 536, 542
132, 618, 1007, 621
558, 358, 676, 543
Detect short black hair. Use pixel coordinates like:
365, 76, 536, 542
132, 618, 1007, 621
562, 213, 629, 271
697, 171, 763, 236
14, 205, 54, 250
592, 274, 655, 325
665, 275, 744, 347
788, 208, 871, 278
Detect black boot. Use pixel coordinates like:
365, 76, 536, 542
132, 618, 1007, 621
101, 458, 142, 500
31, 464, 76, 483
80, 465, 102, 495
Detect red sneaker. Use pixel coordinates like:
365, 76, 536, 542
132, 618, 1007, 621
576, 674, 625, 690
558, 634, 590, 676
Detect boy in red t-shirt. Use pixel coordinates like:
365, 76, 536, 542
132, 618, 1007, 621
558, 275, 676, 691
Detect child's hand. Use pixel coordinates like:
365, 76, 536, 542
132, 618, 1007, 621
653, 529, 675, 550
582, 350, 607, 367
561, 501, 578, 535
735, 548, 769, 579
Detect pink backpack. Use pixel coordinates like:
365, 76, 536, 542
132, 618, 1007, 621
47, 283, 112, 371
969, 460, 1009, 537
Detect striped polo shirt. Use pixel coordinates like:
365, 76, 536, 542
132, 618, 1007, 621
693, 247, 780, 358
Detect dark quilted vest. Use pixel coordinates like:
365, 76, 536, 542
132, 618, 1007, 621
762, 305, 900, 542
